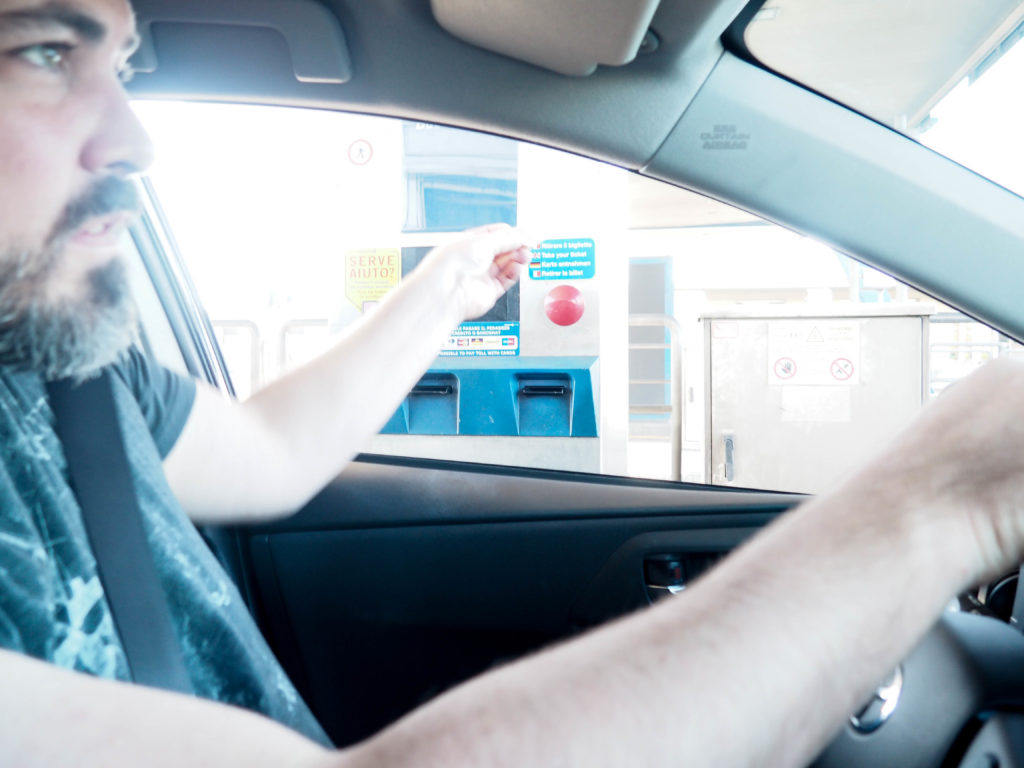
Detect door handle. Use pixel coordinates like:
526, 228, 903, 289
644, 554, 686, 602
644, 553, 725, 603
723, 430, 735, 482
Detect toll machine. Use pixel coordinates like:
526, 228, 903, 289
368, 237, 619, 474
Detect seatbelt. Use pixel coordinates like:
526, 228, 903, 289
47, 371, 193, 694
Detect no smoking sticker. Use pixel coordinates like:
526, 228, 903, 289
774, 357, 797, 380
830, 358, 854, 381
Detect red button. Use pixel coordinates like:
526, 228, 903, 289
545, 285, 584, 326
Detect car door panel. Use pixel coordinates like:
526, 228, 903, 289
242, 457, 799, 746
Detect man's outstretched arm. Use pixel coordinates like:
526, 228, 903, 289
8, 358, 1024, 767
161, 225, 531, 524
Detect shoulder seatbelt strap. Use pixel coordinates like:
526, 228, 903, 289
47, 371, 193, 695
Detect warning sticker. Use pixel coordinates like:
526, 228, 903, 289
773, 357, 797, 380
441, 322, 520, 357
528, 239, 595, 281
830, 358, 855, 381
345, 249, 400, 313
768, 320, 861, 386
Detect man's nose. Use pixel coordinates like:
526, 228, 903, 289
79, 83, 156, 177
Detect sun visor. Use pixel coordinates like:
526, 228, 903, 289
131, 0, 352, 84
431, 0, 663, 76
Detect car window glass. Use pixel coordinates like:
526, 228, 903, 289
124, 225, 189, 376
133, 101, 1021, 493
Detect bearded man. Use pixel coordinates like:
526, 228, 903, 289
3, 1, 1024, 767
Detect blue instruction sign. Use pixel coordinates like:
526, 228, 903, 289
440, 321, 520, 357
529, 239, 595, 280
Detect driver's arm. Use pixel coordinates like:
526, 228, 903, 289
162, 225, 530, 525
6, 358, 1020, 767
0, 648, 328, 768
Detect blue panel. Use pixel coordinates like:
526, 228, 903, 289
381, 401, 409, 434
407, 373, 459, 435
380, 357, 598, 437
528, 239, 595, 280
514, 374, 572, 437
456, 369, 520, 435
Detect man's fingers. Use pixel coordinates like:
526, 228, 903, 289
493, 245, 531, 267
490, 246, 530, 286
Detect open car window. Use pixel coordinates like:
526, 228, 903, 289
133, 100, 1022, 494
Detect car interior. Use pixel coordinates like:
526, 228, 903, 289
120, 0, 1024, 765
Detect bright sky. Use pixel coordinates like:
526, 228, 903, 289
921, 36, 1024, 197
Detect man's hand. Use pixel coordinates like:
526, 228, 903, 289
846, 356, 1024, 584
419, 223, 532, 322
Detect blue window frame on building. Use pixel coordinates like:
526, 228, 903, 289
409, 173, 516, 231
403, 123, 518, 232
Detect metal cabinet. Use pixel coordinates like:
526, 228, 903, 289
704, 306, 932, 493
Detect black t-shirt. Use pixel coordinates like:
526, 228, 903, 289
0, 349, 328, 745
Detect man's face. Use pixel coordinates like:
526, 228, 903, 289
0, 0, 153, 379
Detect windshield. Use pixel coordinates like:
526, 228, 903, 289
744, 0, 1024, 197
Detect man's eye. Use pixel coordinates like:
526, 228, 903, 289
15, 43, 72, 72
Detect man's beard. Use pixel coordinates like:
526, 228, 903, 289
0, 178, 141, 381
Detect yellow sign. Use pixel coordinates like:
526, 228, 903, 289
345, 249, 400, 312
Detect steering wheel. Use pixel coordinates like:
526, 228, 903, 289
815, 611, 1024, 767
